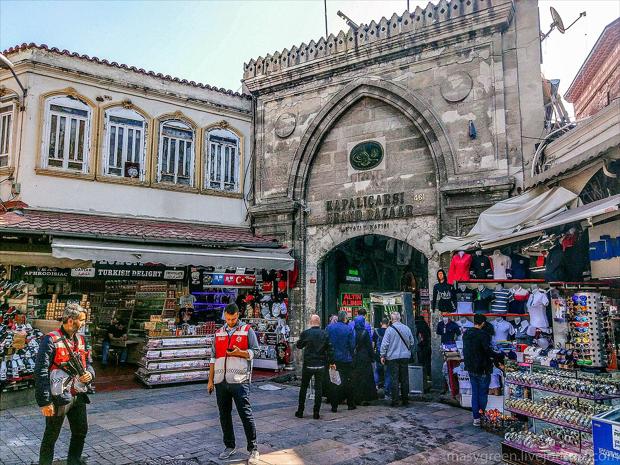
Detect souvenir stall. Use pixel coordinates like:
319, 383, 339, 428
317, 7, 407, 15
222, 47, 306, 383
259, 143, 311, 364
434, 193, 620, 465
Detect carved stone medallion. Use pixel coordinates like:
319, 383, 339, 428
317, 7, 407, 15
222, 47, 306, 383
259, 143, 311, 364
275, 112, 296, 138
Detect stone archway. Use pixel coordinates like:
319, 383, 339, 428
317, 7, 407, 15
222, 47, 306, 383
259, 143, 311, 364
288, 76, 456, 202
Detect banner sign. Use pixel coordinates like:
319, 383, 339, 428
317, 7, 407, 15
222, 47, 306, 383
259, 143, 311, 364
23, 267, 70, 277
70, 268, 96, 278
94, 263, 185, 280
341, 293, 363, 308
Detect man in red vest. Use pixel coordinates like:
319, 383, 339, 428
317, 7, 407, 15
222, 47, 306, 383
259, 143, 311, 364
34, 303, 94, 465
208, 303, 260, 464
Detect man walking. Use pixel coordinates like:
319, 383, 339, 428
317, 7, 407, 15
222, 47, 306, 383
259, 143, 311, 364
295, 314, 334, 419
208, 304, 260, 464
463, 314, 495, 426
380, 312, 414, 407
34, 303, 95, 465
326, 310, 356, 412
373, 318, 392, 399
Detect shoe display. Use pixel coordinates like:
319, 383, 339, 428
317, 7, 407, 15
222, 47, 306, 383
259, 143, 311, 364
218, 447, 236, 460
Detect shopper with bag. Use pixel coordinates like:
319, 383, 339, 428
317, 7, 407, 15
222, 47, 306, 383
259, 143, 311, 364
380, 312, 414, 407
34, 303, 95, 465
208, 303, 261, 464
295, 314, 334, 419
326, 310, 356, 412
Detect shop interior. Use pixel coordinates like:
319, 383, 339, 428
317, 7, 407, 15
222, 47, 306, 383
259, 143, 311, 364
0, 263, 293, 395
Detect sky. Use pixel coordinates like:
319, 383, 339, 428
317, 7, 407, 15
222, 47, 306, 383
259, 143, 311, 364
1, 0, 618, 112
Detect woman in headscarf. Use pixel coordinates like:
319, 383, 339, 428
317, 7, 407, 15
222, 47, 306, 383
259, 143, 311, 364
352, 315, 377, 405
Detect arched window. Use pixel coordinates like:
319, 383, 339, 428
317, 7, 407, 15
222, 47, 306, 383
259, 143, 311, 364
103, 107, 147, 180
0, 101, 14, 168
205, 128, 240, 192
157, 119, 195, 186
42, 95, 92, 172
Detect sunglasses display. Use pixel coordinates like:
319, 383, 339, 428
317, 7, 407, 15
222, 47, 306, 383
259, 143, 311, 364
565, 292, 610, 369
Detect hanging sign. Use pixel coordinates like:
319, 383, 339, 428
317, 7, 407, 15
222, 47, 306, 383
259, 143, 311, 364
94, 263, 185, 280
70, 268, 96, 278
341, 293, 363, 308
23, 267, 70, 277
189, 267, 257, 290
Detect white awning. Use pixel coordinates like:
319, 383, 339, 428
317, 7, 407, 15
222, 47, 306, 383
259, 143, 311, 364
434, 186, 578, 254
51, 238, 295, 271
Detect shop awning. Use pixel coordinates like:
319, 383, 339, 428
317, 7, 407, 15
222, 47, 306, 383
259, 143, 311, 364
51, 238, 295, 271
479, 194, 620, 250
434, 186, 578, 254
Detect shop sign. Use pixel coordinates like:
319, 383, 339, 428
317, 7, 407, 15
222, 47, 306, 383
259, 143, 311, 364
23, 267, 70, 277
589, 220, 620, 279
189, 267, 256, 290
325, 192, 426, 225
345, 268, 362, 283
70, 268, 96, 278
341, 293, 363, 307
94, 263, 185, 280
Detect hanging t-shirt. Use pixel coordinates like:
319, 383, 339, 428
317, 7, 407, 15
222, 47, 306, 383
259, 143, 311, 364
456, 288, 475, 314
473, 287, 494, 313
491, 288, 511, 313
453, 363, 472, 395
456, 318, 474, 341
528, 291, 550, 330
490, 253, 512, 280
179, 294, 197, 309
491, 318, 515, 343
436, 320, 461, 344
489, 366, 503, 390
508, 287, 530, 314
510, 254, 530, 279
512, 319, 530, 340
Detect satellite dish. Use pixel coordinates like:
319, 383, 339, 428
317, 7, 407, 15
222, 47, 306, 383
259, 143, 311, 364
541, 8, 586, 42
550, 7, 566, 34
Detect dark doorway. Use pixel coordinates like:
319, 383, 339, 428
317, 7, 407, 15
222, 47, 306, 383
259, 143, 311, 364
317, 235, 428, 326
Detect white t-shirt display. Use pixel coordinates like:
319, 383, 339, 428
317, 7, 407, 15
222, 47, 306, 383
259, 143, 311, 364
456, 318, 474, 341
453, 363, 471, 395
490, 252, 512, 280
527, 290, 550, 335
489, 366, 503, 389
491, 318, 515, 344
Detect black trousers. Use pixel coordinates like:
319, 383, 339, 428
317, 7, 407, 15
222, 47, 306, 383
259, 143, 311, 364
39, 399, 88, 465
298, 366, 324, 414
215, 381, 257, 452
331, 361, 354, 410
388, 358, 410, 403
418, 345, 432, 380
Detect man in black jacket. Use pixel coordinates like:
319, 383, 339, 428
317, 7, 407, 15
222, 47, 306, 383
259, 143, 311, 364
34, 304, 95, 465
463, 313, 494, 426
295, 314, 334, 419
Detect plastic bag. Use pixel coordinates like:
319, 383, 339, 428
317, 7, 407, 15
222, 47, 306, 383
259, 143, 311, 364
329, 367, 341, 385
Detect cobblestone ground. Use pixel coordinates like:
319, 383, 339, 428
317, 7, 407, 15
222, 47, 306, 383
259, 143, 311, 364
0, 382, 503, 465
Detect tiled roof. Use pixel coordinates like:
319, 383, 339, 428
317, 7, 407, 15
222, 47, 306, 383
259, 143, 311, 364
0, 209, 279, 248
3, 43, 250, 99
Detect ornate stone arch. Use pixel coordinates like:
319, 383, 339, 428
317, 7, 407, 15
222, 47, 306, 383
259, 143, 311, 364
288, 76, 456, 201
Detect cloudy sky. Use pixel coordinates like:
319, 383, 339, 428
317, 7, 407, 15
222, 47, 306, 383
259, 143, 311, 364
1, 0, 617, 113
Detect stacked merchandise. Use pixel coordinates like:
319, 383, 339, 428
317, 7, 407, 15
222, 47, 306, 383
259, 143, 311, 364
136, 335, 213, 386
503, 364, 620, 465
565, 292, 611, 368
0, 321, 44, 392
100, 280, 137, 327
130, 283, 169, 336
44, 294, 92, 321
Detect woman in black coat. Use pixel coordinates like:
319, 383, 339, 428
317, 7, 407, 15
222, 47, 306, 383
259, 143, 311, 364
352, 317, 377, 405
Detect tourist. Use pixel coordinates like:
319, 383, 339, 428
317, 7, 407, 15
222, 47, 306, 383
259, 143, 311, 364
373, 318, 392, 398
326, 310, 356, 412
463, 313, 495, 426
34, 304, 95, 465
295, 314, 334, 419
415, 314, 432, 385
380, 312, 414, 407
352, 315, 377, 405
208, 304, 261, 464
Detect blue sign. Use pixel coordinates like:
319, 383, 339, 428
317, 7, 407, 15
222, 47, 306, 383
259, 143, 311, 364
593, 408, 620, 464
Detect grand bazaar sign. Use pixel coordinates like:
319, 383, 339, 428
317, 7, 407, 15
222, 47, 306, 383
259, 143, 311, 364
325, 191, 426, 225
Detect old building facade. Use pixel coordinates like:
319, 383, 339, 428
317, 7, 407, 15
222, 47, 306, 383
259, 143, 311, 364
244, 0, 544, 378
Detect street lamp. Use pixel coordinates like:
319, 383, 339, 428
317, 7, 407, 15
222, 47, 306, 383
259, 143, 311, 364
0, 53, 27, 110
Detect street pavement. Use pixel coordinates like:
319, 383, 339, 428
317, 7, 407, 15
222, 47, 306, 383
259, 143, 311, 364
0, 382, 504, 465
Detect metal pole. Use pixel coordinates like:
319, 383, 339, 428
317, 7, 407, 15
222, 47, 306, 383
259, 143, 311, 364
407, 0, 410, 11
324, 0, 328, 37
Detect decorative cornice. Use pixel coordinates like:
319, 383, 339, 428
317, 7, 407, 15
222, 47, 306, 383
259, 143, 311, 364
243, 0, 514, 92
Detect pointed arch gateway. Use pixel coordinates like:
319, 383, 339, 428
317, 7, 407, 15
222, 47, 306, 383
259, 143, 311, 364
288, 76, 456, 202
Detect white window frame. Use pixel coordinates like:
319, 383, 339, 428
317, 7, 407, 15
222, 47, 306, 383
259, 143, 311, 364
102, 107, 147, 180
205, 128, 240, 192
41, 96, 92, 173
0, 102, 14, 169
157, 120, 195, 186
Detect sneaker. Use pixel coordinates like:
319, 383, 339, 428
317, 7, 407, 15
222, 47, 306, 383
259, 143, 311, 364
313, 412, 320, 420
247, 449, 260, 464
473, 418, 481, 426
218, 447, 236, 459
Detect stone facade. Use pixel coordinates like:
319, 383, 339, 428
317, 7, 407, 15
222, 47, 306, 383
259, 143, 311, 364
244, 0, 544, 381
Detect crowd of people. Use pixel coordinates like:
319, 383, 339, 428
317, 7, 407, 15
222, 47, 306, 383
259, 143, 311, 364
295, 308, 426, 418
